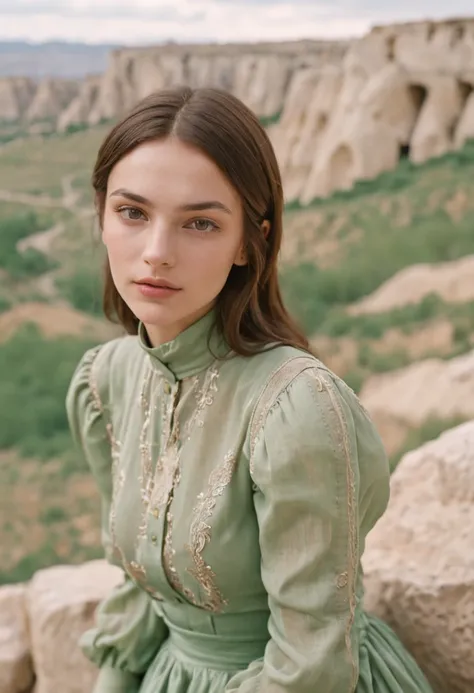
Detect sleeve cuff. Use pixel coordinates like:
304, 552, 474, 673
92, 665, 142, 693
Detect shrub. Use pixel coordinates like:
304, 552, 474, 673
0, 323, 99, 461
0, 211, 57, 277
56, 266, 103, 316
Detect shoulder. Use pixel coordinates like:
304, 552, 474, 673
66, 334, 139, 413
247, 349, 379, 464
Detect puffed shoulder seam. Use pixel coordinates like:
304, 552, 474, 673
248, 354, 330, 463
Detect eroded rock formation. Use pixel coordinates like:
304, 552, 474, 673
363, 420, 474, 693
1, 18, 474, 201
359, 349, 474, 455
273, 17, 474, 203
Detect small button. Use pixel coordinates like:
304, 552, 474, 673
152, 508, 159, 518
151, 534, 158, 545
163, 382, 171, 394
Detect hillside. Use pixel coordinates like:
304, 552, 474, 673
0, 117, 473, 584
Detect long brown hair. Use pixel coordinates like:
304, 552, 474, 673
93, 86, 309, 355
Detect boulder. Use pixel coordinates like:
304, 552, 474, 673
348, 255, 474, 315
26, 560, 122, 693
359, 350, 474, 455
0, 584, 33, 693
363, 420, 474, 693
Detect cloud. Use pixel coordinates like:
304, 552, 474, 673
0, 0, 472, 44
0, 0, 204, 22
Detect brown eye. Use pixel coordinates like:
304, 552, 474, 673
186, 218, 219, 233
118, 206, 146, 221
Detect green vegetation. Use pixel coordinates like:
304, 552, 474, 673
56, 265, 104, 316
260, 110, 282, 127
0, 211, 58, 278
390, 417, 468, 469
0, 322, 98, 461
281, 141, 474, 336
285, 139, 474, 211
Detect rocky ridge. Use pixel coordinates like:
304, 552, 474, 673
273, 17, 474, 201
0, 39, 347, 127
2, 19, 474, 201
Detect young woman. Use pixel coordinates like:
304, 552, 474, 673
66, 86, 433, 693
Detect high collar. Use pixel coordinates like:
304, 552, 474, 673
137, 309, 229, 382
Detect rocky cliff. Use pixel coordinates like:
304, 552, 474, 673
0, 39, 348, 127
273, 17, 474, 202
1, 18, 474, 202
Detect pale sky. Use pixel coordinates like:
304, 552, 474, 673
0, 0, 472, 44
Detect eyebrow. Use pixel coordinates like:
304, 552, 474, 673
109, 188, 232, 214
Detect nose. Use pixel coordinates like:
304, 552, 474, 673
142, 220, 176, 269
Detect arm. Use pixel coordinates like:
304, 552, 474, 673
66, 343, 168, 693
226, 363, 387, 692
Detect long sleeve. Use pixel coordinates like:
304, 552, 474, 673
66, 342, 168, 693
225, 362, 390, 692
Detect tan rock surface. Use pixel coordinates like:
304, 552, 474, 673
348, 255, 474, 315
0, 77, 35, 121
26, 79, 78, 122
57, 76, 101, 132
359, 350, 474, 453
79, 40, 347, 131
0, 584, 33, 693
312, 319, 455, 377
454, 89, 474, 147
27, 561, 122, 693
363, 420, 474, 693
272, 17, 474, 203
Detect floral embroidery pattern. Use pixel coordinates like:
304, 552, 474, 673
186, 450, 237, 612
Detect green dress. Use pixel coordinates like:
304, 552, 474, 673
66, 309, 432, 693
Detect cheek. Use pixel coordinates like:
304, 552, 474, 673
188, 239, 238, 279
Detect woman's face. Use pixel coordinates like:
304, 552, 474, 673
102, 137, 246, 345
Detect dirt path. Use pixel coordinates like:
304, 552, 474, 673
16, 222, 65, 255
0, 174, 89, 212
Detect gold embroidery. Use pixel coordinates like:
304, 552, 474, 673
88, 349, 162, 596
137, 362, 222, 606
163, 509, 196, 603
318, 372, 359, 692
185, 450, 237, 612
248, 356, 318, 472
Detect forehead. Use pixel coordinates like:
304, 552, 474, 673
108, 137, 240, 207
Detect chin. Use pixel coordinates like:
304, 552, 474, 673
131, 302, 179, 327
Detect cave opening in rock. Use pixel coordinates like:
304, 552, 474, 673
386, 35, 397, 62
408, 84, 428, 112
451, 24, 466, 47
399, 144, 411, 160
398, 84, 428, 161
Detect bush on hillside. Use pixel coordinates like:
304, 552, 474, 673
0, 323, 99, 461
56, 266, 104, 316
0, 211, 57, 277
